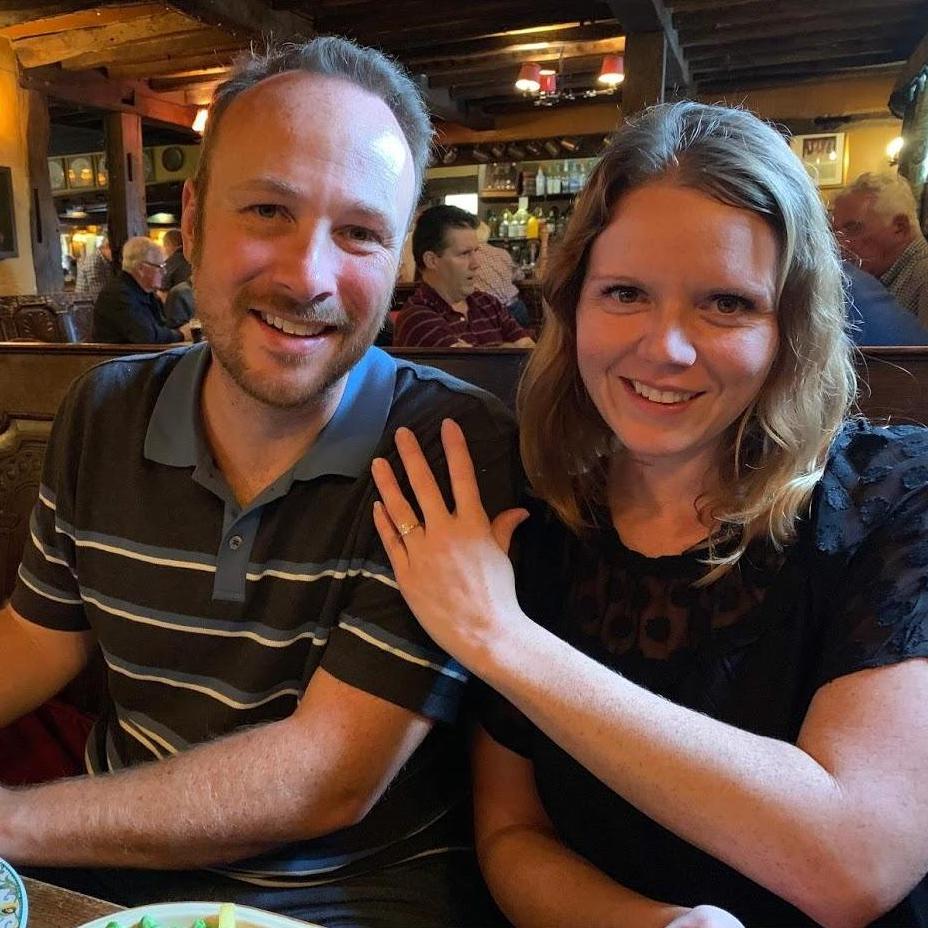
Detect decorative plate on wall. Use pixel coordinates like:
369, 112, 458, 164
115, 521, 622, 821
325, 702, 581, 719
66, 155, 94, 189
161, 146, 185, 172
48, 158, 65, 190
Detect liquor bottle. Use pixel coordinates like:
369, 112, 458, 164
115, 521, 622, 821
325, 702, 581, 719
487, 210, 499, 238
499, 209, 511, 239
536, 165, 546, 197
549, 163, 561, 195
526, 212, 539, 240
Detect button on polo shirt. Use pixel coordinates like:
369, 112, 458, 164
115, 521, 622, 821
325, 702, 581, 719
144, 341, 397, 603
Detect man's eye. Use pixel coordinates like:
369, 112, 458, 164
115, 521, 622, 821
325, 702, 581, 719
248, 204, 285, 220
343, 226, 382, 245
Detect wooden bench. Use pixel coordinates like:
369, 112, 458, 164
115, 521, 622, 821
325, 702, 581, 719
2, 342, 927, 605
0, 294, 94, 343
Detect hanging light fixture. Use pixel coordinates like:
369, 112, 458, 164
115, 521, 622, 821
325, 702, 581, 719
539, 73, 557, 95
192, 107, 209, 134
598, 55, 624, 86
515, 62, 541, 93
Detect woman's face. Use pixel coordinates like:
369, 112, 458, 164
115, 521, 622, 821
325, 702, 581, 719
576, 181, 781, 471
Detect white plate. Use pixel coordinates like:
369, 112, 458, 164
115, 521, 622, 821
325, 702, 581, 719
78, 901, 322, 928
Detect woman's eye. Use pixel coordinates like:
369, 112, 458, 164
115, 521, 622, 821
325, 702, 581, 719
713, 294, 751, 314
605, 285, 641, 303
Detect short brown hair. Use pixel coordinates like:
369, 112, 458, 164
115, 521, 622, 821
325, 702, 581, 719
190, 36, 433, 261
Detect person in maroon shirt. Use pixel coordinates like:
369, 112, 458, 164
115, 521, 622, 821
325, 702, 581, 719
394, 206, 535, 348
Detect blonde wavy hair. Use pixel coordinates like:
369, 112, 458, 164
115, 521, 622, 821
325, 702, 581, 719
519, 102, 856, 581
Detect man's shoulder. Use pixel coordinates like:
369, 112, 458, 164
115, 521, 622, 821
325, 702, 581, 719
62, 346, 191, 417
390, 356, 515, 431
398, 283, 441, 314
470, 289, 506, 313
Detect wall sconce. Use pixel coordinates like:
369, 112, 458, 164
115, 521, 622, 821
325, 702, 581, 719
887, 136, 904, 165
192, 107, 208, 134
515, 62, 541, 93
598, 55, 624, 86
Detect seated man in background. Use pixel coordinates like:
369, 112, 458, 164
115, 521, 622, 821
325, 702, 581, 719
394, 205, 535, 348
91, 236, 189, 344
75, 235, 112, 297
474, 221, 530, 327
164, 278, 196, 329
844, 260, 928, 345
833, 171, 928, 323
0, 35, 514, 928
161, 227, 193, 290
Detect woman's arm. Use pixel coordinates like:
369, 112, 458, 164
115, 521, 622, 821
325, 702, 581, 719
372, 420, 928, 927
473, 727, 722, 928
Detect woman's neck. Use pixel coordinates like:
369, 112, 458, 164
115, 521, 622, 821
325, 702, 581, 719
607, 447, 720, 556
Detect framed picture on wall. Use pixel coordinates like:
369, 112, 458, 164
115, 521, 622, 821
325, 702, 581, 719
789, 132, 847, 188
0, 166, 18, 260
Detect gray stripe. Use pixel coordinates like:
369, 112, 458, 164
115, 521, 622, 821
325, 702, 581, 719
112, 706, 191, 754
101, 646, 303, 710
17, 564, 81, 604
82, 586, 330, 647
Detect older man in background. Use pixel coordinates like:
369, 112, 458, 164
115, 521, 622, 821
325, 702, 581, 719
91, 236, 189, 343
832, 172, 928, 323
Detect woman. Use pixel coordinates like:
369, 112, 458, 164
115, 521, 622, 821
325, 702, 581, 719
371, 102, 928, 926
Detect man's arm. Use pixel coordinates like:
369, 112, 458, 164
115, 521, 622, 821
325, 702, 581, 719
0, 604, 95, 728
0, 666, 431, 869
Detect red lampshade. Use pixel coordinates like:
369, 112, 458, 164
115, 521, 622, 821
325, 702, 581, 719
539, 73, 557, 95
515, 61, 542, 93
598, 54, 624, 86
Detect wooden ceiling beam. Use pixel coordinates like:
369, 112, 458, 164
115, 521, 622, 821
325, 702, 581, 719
670, 0, 916, 9
429, 54, 607, 89
699, 63, 903, 94
20, 66, 200, 133
147, 67, 231, 91
0, 2, 118, 30
13, 11, 203, 69
695, 54, 904, 82
450, 71, 600, 102
679, 13, 922, 48
692, 41, 898, 72
692, 49, 897, 80
415, 38, 625, 79
606, 0, 690, 91
1, 4, 166, 40
403, 22, 621, 65
107, 50, 241, 79
62, 28, 244, 70
674, 0, 920, 30
415, 77, 494, 130
165, 0, 313, 38
685, 26, 912, 62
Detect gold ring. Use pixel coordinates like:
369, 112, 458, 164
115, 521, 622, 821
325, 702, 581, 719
397, 521, 422, 537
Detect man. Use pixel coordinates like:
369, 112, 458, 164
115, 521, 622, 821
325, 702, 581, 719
162, 227, 193, 290
75, 235, 113, 296
91, 236, 189, 343
394, 205, 535, 348
474, 220, 530, 327
844, 261, 928, 345
164, 279, 196, 328
1, 37, 516, 927
832, 172, 928, 323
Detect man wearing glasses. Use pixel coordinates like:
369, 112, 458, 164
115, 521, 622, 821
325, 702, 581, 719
92, 236, 192, 343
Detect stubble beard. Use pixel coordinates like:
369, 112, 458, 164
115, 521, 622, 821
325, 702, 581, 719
195, 282, 388, 411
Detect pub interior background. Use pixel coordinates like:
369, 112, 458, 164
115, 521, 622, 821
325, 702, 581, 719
1, 0, 926, 306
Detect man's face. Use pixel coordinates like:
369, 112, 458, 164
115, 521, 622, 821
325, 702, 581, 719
425, 227, 480, 302
832, 191, 907, 277
135, 246, 166, 293
182, 72, 416, 410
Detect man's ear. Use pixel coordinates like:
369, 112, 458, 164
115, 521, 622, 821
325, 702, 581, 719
423, 249, 439, 270
181, 180, 198, 258
892, 213, 913, 237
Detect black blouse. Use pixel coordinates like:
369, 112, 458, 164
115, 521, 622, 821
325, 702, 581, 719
483, 421, 928, 926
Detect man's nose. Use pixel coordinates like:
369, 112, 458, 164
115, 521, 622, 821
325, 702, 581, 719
277, 226, 338, 302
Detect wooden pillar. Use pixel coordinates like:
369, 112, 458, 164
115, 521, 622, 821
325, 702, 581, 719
898, 72, 928, 231
25, 90, 63, 292
621, 32, 667, 119
104, 111, 147, 261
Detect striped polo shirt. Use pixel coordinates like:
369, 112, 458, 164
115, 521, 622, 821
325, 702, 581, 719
12, 342, 520, 886
394, 282, 531, 347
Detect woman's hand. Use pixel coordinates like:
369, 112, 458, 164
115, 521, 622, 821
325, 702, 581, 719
371, 418, 530, 668
665, 905, 745, 928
